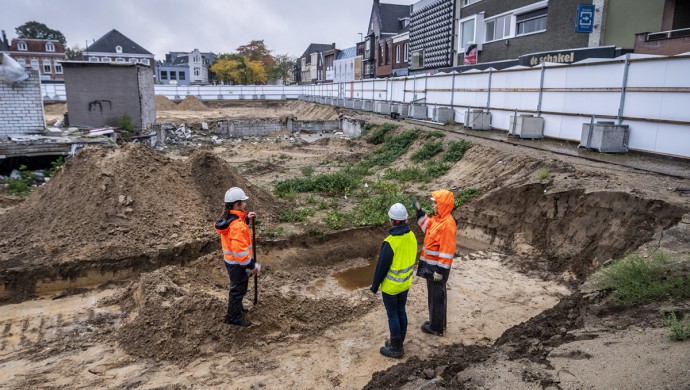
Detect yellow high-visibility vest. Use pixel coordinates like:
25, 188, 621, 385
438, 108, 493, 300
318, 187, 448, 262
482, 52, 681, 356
380, 231, 417, 295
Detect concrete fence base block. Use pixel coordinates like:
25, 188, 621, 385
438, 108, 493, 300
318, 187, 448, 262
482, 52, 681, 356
433, 107, 455, 124
353, 100, 363, 110
362, 100, 374, 111
376, 102, 392, 115
408, 104, 427, 119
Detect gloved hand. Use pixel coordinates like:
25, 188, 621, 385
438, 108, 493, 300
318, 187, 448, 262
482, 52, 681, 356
432, 272, 443, 282
411, 196, 421, 210
247, 212, 257, 220
246, 263, 261, 276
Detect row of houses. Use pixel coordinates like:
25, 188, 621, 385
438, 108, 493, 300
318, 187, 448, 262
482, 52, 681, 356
0, 29, 214, 86
296, 0, 690, 84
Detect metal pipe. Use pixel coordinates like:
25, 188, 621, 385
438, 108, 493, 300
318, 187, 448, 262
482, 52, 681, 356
617, 53, 631, 125
450, 72, 456, 107
537, 62, 546, 116
486, 68, 493, 110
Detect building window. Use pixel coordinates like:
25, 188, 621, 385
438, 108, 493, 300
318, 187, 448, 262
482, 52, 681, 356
116, 58, 125, 63
116, 45, 123, 54
486, 14, 512, 41
463, 0, 481, 5
461, 19, 476, 50
45, 42, 55, 52
102, 57, 111, 62
43, 60, 52, 73
161, 71, 168, 80
396, 45, 400, 64
17, 59, 26, 66
410, 50, 424, 69
30, 59, 39, 70
89, 56, 99, 62
170, 72, 177, 80
517, 8, 548, 35
129, 58, 138, 64
404, 43, 409, 62
379, 45, 383, 65
55, 62, 63, 74
140, 58, 150, 66
194, 67, 200, 76
18, 41, 27, 51
179, 71, 185, 80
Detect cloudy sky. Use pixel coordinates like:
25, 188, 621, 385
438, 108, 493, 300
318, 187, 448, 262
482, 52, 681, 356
2, 0, 416, 60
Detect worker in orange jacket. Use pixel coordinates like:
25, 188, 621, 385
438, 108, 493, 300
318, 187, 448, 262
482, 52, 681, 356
413, 189, 457, 336
214, 187, 261, 327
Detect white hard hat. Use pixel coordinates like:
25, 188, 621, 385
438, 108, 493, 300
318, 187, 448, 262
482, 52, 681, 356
388, 203, 409, 221
224, 187, 249, 203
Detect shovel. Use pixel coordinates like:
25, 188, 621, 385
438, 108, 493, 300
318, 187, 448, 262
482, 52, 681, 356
251, 217, 258, 306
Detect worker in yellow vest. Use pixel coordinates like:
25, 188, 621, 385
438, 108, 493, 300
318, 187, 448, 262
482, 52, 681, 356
370, 203, 418, 358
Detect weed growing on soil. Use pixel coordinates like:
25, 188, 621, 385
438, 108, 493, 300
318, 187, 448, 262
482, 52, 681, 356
411, 140, 444, 163
369, 129, 421, 166
455, 188, 481, 209
264, 226, 286, 238
274, 171, 361, 196
592, 252, 690, 307
384, 166, 425, 183
46, 157, 65, 177
302, 166, 315, 177
307, 226, 326, 239
6, 165, 35, 197
425, 161, 452, 178
366, 123, 398, 145
278, 207, 315, 222
442, 140, 472, 162
660, 311, 690, 341
117, 114, 134, 131
351, 182, 408, 226
537, 168, 550, 180
424, 130, 445, 139
324, 210, 346, 229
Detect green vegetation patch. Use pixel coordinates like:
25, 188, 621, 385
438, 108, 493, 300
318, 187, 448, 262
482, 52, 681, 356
454, 188, 481, 209
6, 165, 36, 197
592, 252, 690, 307
411, 140, 444, 163
442, 140, 472, 163
277, 207, 315, 223
369, 129, 421, 166
661, 311, 690, 341
366, 123, 398, 145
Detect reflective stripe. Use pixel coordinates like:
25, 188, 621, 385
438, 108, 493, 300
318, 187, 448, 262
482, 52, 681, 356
223, 249, 233, 255
385, 273, 413, 283
234, 249, 250, 258
420, 220, 429, 232
224, 257, 252, 266
389, 264, 414, 275
436, 262, 451, 269
438, 252, 454, 259
423, 248, 439, 256
419, 255, 430, 263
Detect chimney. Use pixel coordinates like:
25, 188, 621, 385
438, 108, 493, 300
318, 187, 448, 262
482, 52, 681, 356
1, 30, 7, 46
332, 42, 336, 49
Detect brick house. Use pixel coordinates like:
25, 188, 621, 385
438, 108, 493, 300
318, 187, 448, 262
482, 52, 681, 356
0, 31, 9, 53
299, 43, 335, 84
7, 36, 65, 82
83, 29, 154, 69
391, 28, 410, 76
634, 0, 690, 55
409, 0, 457, 73
363, 0, 411, 78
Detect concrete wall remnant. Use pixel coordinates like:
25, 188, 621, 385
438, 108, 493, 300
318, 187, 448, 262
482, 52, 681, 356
63, 62, 156, 129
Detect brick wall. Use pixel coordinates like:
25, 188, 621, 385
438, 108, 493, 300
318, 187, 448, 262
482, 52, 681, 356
634, 33, 690, 56
213, 119, 284, 137
0, 68, 45, 136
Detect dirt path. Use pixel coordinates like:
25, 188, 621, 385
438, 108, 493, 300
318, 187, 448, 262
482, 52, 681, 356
0, 251, 568, 389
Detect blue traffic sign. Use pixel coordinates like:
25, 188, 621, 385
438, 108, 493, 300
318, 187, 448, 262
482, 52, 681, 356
576, 4, 595, 33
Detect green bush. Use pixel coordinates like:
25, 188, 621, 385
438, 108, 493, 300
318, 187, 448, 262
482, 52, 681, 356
425, 161, 451, 178
369, 129, 420, 166
274, 171, 361, 196
442, 140, 472, 162
278, 207, 315, 222
265, 226, 286, 238
301, 166, 315, 177
661, 311, 690, 341
46, 157, 65, 178
411, 140, 444, 163
306, 226, 326, 239
351, 182, 409, 226
7, 165, 35, 197
384, 166, 426, 183
592, 252, 690, 307
536, 167, 550, 180
424, 130, 445, 139
454, 188, 481, 209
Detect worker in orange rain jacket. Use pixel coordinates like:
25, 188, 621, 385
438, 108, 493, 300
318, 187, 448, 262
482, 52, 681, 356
413, 189, 457, 336
215, 187, 261, 327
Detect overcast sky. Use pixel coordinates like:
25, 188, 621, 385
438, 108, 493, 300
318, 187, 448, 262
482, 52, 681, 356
2, 0, 416, 60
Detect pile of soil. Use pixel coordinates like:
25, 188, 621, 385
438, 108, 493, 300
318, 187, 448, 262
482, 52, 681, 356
0, 143, 278, 266
176, 96, 209, 111
155, 95, 177, 110
108, 254, 377, 363
283, 100, 339, 120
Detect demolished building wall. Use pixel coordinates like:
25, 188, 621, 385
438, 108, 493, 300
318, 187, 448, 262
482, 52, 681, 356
0, 68, 45, 136
63, 62, 156, 129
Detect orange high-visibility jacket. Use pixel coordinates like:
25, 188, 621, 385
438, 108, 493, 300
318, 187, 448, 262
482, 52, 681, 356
215, 210, 253, 266
417, 190, 457, 272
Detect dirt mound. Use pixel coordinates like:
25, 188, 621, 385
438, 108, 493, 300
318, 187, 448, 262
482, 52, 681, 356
0, 144, 277, 267
283, 100, 339, 120
155, 95, 177, 110
109, 256, 377, 363
176, 95, 209, 111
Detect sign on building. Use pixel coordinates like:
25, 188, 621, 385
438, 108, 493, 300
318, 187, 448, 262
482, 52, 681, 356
575, 4, 595, 33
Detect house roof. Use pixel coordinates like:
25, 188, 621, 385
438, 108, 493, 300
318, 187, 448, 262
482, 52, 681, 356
86, 29, 153, 55
301, 43, 334, 58
377, 2, 411, 34
9, 38, 64, 53
337, 47, 357, 60
0, 40, 8, 52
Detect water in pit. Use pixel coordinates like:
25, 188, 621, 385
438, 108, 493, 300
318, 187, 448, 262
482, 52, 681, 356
334, 242, 479, 290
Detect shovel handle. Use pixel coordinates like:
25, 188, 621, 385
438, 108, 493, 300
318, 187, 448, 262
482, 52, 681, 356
251, 217, 258, 305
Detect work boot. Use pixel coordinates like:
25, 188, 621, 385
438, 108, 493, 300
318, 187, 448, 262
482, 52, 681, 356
421, 323, 443, 337
385, 334, 406, 350
380, 338, 403, 359
227, 318, 252, 327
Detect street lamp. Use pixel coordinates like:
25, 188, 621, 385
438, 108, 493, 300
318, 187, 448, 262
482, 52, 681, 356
358, 33, 363, 42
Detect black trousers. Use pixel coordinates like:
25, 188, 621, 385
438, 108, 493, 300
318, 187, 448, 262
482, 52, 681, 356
225, 262, 248, 323
426, 279, 447, 333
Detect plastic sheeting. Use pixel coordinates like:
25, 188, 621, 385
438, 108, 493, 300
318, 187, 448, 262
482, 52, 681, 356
0, 53, 29, 83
